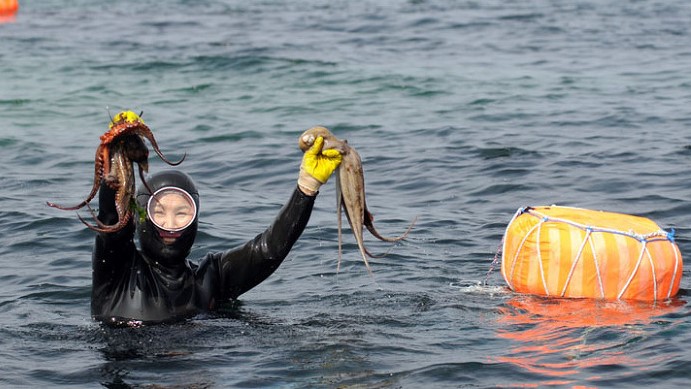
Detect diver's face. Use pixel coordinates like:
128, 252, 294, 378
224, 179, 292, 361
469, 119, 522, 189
151, 193, 195, 229
147, 188, 197, 245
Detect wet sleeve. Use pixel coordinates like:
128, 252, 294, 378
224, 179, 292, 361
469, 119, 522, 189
210, 187, 316, 301
91, 180, 136, 287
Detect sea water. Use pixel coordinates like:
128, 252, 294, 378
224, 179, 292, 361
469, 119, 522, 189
2, 1, 691, 387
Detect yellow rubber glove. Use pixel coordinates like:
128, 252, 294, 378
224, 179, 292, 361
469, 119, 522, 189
298, 136, 342, 196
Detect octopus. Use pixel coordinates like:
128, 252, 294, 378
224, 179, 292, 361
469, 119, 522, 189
299, 126, 416, 274
46, 111, 185, 232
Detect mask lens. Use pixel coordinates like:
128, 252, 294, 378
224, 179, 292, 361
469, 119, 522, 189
146, 187, 197, 232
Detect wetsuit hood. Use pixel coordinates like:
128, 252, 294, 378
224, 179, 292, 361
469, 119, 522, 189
136, 170, 199, 266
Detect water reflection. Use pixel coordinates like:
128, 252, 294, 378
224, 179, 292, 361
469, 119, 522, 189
494, 295, 685, 385
93, 302, 290, 388
96, 321, 215, 389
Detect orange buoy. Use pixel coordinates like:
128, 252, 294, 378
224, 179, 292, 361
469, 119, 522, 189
0, 0, 18, 22
501, 206, 682, 301
0, 0, 17, 14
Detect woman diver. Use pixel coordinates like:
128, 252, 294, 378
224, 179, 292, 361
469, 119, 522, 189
90, 111, 341, 326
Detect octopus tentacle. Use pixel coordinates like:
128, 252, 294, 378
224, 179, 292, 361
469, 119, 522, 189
81, 142, 136, 233
46, 144, 108, 210
100, 144, 111, 182
137, 163, 154, 195
121, 133, 155, 196
78, 203, 132, 233
131, 124, 186, 166
105, 120, 185, 166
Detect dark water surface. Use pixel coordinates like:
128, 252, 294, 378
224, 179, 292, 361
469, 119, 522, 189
2, 0, 691, 387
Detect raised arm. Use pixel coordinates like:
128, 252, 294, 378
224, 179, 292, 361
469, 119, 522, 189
91, 179, 137, 289
211, 187, 315, 300
90, 130, 150, 289
199, 136, 342, 301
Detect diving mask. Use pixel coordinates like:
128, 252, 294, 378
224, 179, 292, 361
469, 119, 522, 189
146, 187, 197, 237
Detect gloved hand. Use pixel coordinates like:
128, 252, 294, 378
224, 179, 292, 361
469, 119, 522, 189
298, 136, 342, 196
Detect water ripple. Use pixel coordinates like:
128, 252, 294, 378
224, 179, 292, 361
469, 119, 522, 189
2, 0, 691, 388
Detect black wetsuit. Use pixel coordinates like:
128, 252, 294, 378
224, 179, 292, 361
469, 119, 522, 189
90, 171, 314, 325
